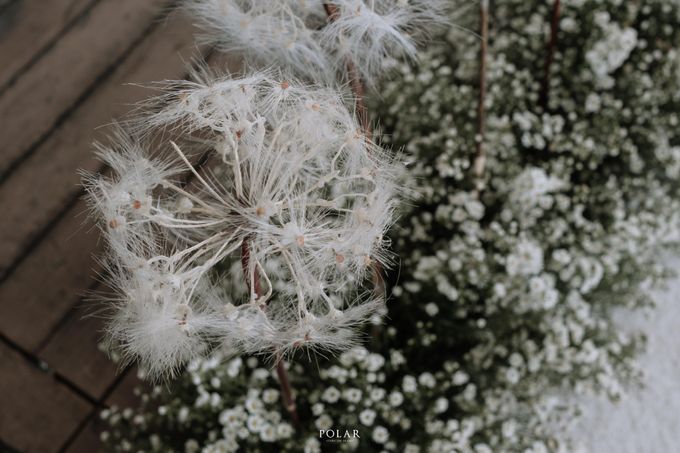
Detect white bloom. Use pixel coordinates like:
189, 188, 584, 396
277, 422, 294, 439
365, 353, 386, 371
434, 397, 449, 414
389, 391, 404, 406
509, 167, 565, 211
359, 408, 377, 426
501, 419, 517, 439
262, 389, 280, 404
424, 302, 439, 316
577, 257, 604, 294
259, 423, 277, 442
178, 406, 190, 423
506, 239, 544, 276
493, 282, 507, 298
452, 370, 469, 385
390, 350, 406, 366
252, 368, 269, 380
219, 408, 244, 427
475, 444, 493, 453
586, 23, 637, 78
315, 414, 333, 430
585, 93, 601, 112
322, 386, 341, 403
400, 417, 412, 430
312, 403, 325, 416
226, 358, 242, 378
402, 375, 417, 393
245, 396, 264, 413
370, 387, 386, 401
505, 368, 520, 385
343, 388, 363, 403
181, 0, 447, 84
86, 73, 399, 378
184, 439, 200, 453
372, 425, 389, 444
304, 437, 321, 453
418, 372, 435, 388
247, 414, 265, 432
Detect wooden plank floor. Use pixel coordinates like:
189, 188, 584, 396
0, 2, 208, 451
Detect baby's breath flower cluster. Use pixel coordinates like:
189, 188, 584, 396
100, 0, 680, 451
378, 0, 680, 449
101, 347, 474, 453
181, 0, 447, 84
101, 353, 296, 452
85, 71, 399, 378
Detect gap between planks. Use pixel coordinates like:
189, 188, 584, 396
0, 4, 189, 284
0, 0, 102, 96
0, 0, 174, 183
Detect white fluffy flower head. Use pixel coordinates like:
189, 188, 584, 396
85, 71, 399, 378
181, 0, 447, 84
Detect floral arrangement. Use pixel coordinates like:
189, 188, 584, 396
84, 73, 400, 379
84, 0, 446, 380
99, 0, 680, 452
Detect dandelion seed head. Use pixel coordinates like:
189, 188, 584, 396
181, 0, 447, 85
85, 73, 398, 378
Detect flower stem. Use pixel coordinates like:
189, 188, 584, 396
540, 0, 561, 110
324, 3, 371, 139
324, 2, 385, 342
473, 0, 489, 197
275, 352, 300, 427
241, 239, 300, 427
240, 238, 261, 301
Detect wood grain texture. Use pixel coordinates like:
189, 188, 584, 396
106, 367, 145, 409
38, 296, 119, 399
0, 198, 99, 351
61, 367, 144, 452
63, 417, 105, 453
0, 0, 169, 180
0, 14, 198, 285
0, 342, 91, 453
0, 0, 98, 91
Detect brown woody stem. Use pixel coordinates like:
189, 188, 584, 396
324, 3, 371, 139
240, 238, 261, 300
473, 0, 489, 197
241, 239, 300, 427
324, 3, 385, 340
275, 353, 300, 426
323, 3, 385, 293
540, 0, 561, 110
